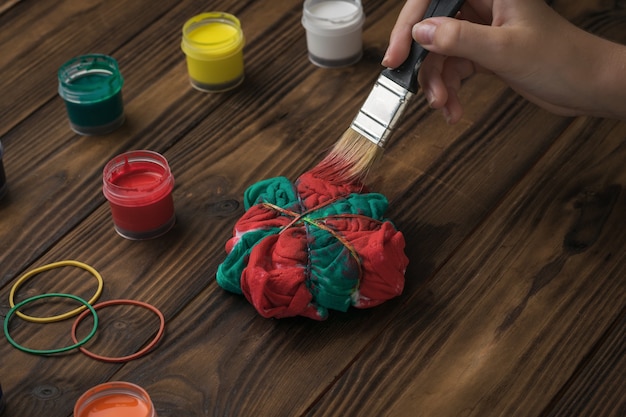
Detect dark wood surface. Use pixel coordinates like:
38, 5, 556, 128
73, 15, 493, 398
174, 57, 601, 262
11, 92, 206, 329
1, 0, 624, 416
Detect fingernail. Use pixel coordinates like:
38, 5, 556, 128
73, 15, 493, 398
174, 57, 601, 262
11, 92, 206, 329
412, 21, 436, 45
442, 107, 452, 124
425, 90, 436, 107
381, 52, 390, 67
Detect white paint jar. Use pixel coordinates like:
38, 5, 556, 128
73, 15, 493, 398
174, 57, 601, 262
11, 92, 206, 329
302, 0, 365, 68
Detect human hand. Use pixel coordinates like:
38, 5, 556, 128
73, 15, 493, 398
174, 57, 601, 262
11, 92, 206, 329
383, 0, 626, 123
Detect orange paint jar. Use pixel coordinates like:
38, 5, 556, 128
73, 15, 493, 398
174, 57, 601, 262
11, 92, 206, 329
74, 382, 156, 417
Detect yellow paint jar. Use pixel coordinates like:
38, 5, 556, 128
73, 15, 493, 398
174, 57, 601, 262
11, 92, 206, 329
181, 12, 245, 92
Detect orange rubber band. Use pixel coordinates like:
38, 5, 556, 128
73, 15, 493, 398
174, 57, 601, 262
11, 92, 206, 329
71, 299, 165, 363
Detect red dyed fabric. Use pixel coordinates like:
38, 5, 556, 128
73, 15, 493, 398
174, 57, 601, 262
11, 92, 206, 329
216, 171, 409, 320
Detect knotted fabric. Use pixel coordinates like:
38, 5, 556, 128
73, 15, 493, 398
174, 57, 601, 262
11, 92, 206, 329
216, 171, 408, 320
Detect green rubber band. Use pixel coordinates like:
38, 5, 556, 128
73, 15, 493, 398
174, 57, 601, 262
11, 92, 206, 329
4, 293, 99, 355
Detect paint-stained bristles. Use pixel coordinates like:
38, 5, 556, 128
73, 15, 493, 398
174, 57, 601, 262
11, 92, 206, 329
310, 128, 383, 185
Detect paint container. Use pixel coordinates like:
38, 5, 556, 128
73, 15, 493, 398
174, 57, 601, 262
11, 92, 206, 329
0, 141, 7, 201
301, 0, 365, 68
58, 54, 125, 135
181, 12, 245, 92
102, 150, 175, 240
74, 381, 156, 417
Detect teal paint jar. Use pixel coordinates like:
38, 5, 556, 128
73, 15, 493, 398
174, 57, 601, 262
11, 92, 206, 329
58, 54, 125, 135
0, 140, 7, 200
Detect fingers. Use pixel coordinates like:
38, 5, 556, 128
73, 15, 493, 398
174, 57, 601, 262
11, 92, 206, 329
418, 53, 447, 107
383, 0, 494, 68
383, 1, 505, 123
382, 0, 430, 68
459, 0, 493, 24
419, 55, 476, 124
440, 57, 475, 123
382, 23, 413, 68
412, 16, 508, 73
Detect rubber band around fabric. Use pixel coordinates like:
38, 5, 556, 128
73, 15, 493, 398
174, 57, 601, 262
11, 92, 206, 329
9, 260, 104, 323
4, 293, 99, 355
71, 299, 165, 363
261, 199, 381, 284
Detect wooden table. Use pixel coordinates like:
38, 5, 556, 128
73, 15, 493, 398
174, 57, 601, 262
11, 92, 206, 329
1, 0, 624, 416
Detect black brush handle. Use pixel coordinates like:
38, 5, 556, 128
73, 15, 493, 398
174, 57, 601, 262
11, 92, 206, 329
381, 0, 465, 93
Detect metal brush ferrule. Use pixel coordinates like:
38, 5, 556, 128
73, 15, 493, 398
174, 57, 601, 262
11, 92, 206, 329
350, 74, 413, 148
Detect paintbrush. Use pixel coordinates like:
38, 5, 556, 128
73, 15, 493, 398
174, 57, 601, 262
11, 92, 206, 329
312, 0, 465, 184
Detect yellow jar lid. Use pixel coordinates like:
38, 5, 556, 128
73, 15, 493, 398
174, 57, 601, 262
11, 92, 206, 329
182, 12, 244, 60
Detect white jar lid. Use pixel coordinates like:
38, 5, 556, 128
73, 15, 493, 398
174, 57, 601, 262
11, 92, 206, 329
302, 0, 364, 35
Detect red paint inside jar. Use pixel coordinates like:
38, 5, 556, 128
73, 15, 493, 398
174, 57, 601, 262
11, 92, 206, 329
103, 151, 175, 239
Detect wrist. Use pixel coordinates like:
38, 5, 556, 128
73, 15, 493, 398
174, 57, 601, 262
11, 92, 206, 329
595, 40, 626, 120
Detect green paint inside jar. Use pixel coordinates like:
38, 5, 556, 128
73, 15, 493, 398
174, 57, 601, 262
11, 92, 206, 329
58, 54, 125, 135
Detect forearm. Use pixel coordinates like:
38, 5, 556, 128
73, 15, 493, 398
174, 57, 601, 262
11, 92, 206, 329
593, 39, 626, 120
537, 16, 626, 120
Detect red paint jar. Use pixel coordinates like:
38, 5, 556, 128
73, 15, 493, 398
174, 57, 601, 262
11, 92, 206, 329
103, 150, 175, 240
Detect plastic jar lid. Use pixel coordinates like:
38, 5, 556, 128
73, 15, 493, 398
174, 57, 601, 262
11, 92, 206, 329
74, 381, 156, 417
102, 150, 175, 206
58, 54, 124, 104
302, 0, 364, 35
181, 12, 245, 60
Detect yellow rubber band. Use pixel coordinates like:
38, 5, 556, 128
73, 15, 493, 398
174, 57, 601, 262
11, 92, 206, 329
9, 260, 104, 323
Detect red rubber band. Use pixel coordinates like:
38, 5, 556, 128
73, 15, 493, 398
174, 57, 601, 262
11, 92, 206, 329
71, 299, 165, 363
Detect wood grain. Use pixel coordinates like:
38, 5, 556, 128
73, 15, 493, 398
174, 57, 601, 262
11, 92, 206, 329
308, 116, 626, 417
0, 1, 624, 416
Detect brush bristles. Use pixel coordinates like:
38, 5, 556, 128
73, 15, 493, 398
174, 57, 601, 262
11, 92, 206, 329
311, 128, 383, 185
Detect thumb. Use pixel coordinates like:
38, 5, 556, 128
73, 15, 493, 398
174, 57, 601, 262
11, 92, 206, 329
412, 17, 507, 72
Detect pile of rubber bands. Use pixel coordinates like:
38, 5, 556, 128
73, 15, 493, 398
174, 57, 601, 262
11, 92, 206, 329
3, 260, 165, 362
216, 171, 409, 320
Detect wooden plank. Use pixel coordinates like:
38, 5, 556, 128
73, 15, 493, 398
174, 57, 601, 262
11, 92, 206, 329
304, 9, 626, 414
305, 117, 626, 417
543, 309, 625, 417
0, 31, 574, 417
0, 0, 308, 283
0, 0, 23, 16
0, 1, 399, 415
1, 0, 624, 416
0, 0, 184, 137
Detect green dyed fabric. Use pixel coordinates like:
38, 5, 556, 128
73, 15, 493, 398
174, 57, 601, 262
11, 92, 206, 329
216, 175, 407, 320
